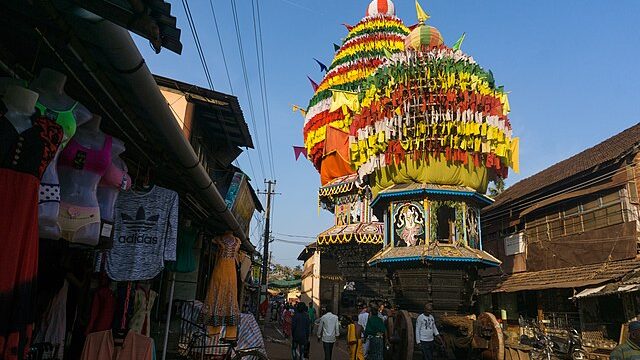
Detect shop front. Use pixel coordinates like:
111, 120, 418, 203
0, 2, 263, 360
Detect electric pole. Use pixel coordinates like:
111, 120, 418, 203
260, 180, 276, 303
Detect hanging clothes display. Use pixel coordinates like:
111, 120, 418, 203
102, 185, 178, 281
33, 280, 68, 360
80, 330, 152, 360
85, 278, 116, 335
128, 284, 157, 337
202, 232, 240, 339
0, 101, 63, 360
165, 226, 197, 273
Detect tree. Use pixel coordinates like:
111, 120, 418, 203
488, 177, 506, 198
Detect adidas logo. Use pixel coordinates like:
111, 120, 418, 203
122, 207, 159, 231
119, 207, 159, 245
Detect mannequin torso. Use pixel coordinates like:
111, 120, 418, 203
32, 68, 92, 239
97, 137, 128, 222
58, 115, 111, 245
2, 86, 38, 133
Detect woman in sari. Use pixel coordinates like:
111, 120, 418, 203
365, 307, 387, 360
282, 304, 293, 338
347, 315, 365, 360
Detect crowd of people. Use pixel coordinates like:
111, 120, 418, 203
270, 299, 441, 360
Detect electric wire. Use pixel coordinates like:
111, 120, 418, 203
180, 0, 214, 89
229, 0, 267, 181
208, 0, 234, 94
275, 232, 317, 239
252, 0, 275, 178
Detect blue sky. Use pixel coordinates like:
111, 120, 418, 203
134, 0, 640, 266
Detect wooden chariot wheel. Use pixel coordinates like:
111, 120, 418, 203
476, 312, 505, 360
390, 310, 414, 360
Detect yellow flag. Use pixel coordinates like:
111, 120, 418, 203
416, 0, 430, 22
292, 104, 307, 117
330, 89, 359, 113
510, 137, 520, 173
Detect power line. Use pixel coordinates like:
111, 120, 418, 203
208, 0, 234, 93
180, 0, 214, 89
275, 232, 317, 239
229, 0, 267, 181
252, 0, 275, 178
272, 238, 312, 246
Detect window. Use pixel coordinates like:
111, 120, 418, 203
527, 190, 626, 239
436, 205, 455, 242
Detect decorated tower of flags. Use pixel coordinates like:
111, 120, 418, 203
299, 0, 519, 194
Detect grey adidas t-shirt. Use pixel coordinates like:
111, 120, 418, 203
105, 185, 178, 281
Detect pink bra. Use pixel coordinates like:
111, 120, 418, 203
99, 162, 132, 190
58, 135, 112, 176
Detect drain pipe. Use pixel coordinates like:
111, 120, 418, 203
65, 12, 251, 248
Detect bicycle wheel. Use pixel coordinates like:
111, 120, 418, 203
232, 348, 269, 360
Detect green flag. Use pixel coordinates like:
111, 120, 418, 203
383, 48, 393, 59
452, 32, 466, 51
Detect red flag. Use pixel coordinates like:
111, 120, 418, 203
342, 23, 353, 31
307, 76, 319, 92
293, 146, 308, 160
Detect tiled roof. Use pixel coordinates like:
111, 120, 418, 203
486, 122, 640, 212
368, 243, 501, 266
478, 256, 640, 294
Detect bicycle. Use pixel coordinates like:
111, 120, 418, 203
179, 331, 268, 360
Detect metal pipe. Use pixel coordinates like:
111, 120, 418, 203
65, 12, 250, 247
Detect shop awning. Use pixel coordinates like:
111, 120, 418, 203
573, 267, 640, 299
478, 257, 640, 295
268, 279, 302, 289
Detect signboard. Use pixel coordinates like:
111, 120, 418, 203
504, 232, 525, 256
225, 172, 256, 235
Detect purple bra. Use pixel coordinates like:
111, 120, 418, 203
58, 135, 112, 176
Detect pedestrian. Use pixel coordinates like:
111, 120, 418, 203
357, 303, 369, 357
283, 304, 293, 338
308, 302, 316, 333
378, 302, 388, 322
316, 305, 340, 360
415, 303, 442, 360
291, 303, 310, 360
365, 307, 387, 360
611, 321, 640, 359
347, 315, 365, 360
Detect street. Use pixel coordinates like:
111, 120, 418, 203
263, 315, 350, 360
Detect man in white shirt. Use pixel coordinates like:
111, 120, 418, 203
415, 303, 442, 360
317, 305, 340, 360
357, 303, 370, 356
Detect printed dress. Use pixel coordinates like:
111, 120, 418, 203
202, 233, 240, 339
0, 101, 63, 360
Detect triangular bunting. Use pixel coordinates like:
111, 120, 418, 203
293, 146, 308, 161
313, 58, 328, 73
292, 104, 307, 117
452, 32, 466, 51
307, 76, 319, 92
333, 43, 340, 52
